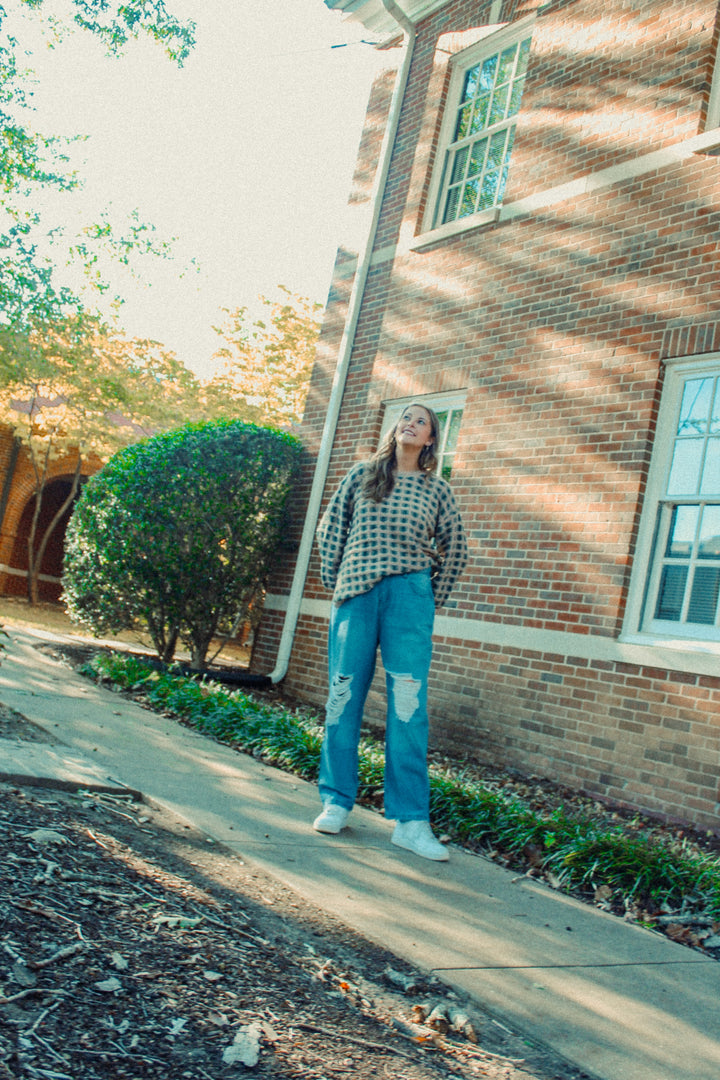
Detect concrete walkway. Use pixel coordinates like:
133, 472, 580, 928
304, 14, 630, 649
1, 625, 719, 1080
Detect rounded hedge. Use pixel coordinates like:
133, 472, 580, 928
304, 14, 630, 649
63, 419, 302, 667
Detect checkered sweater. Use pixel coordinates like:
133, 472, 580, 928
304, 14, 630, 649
316, 463, 468, 609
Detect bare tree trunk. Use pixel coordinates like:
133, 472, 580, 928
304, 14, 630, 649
27, 455, 82, 605
160, 630, 179, 665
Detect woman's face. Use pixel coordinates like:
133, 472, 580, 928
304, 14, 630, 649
395, 406, 435, 451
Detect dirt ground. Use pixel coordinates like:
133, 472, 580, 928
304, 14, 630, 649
0, 596, 252, 668
0, 743, 592, 1080
0, 601, 594, 1080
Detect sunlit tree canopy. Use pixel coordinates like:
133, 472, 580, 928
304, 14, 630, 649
204, 288, 323, 429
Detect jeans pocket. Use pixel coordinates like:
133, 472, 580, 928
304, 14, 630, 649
404, 570, 433, 598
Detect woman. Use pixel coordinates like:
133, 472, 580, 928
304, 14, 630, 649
313, 403, 468, 861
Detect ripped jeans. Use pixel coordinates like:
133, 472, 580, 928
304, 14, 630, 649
319, 570, 435, 821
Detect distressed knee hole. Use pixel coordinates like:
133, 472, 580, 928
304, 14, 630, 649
326, 673, 353, 725
387, 671, 421, 723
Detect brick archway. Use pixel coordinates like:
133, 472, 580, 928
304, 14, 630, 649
5, 477, 80, 601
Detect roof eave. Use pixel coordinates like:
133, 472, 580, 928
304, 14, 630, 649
324, 0, 451, 37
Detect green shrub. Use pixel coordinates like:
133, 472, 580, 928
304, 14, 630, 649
64, 419, 302, 668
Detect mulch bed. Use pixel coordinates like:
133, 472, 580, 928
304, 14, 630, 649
0, 774, 590, 1080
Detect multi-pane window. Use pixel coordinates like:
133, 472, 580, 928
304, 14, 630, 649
433, 403, 464, 480
636, 368, 720, 641
380, 393, 465, 480
435, 34, 532, 228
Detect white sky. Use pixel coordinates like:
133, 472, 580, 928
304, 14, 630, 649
6, 0, 382, 377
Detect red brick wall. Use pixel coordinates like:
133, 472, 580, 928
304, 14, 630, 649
427, 638, 720, 828
254, 0, 720, 829
506, 0, 718, 199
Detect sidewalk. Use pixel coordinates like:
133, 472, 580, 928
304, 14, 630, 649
2, 625, 720, 1080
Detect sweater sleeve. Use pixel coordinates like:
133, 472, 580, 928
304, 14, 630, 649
316, 465, 363, 592
431, 482, 468, 609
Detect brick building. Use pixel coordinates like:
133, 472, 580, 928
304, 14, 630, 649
252, 0, 720, 828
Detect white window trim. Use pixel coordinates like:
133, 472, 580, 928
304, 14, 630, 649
412, 207, 500, 252
420, 14, 536, 241
620, 352, 720, 656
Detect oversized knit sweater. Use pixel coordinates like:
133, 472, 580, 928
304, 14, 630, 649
316, 463, 468, 609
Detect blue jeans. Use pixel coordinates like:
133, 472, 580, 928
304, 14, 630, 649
319, 570, 435, 821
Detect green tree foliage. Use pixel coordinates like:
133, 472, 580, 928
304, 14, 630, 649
63, 420, 303, 669
1, 0, 195, 327
203, 289, 322, 428
0, 309, 203, 603
0, 0, 198, 602
51, 0, 195, 64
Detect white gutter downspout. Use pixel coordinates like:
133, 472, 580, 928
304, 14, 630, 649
270, 0, 417, 682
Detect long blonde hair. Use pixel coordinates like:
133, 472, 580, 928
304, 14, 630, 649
362, 403, 440, 503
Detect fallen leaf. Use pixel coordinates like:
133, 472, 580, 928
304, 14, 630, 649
664, 923, 702, 946
222, 1023, 262, 1067
27, 829, 67, 846
94, 977, 122, 993
11, 963, 36, 988
426, 1004, 449, 1033
448, 1006, 472, 1036
110, 952, 129, 970
382, 966, 422, 993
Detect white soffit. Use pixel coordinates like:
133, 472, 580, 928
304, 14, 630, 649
324, 0, 451, 38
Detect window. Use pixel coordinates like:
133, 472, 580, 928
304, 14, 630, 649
380, 392, 465, 480
623, 358, 720, 646
428, 24, 533, 232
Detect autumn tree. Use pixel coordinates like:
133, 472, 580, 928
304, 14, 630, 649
203, 288, 322, 428
0, 312, 202, 603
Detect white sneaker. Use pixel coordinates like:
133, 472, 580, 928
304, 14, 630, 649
313, 802, 350, 834
392, 820, 449, 861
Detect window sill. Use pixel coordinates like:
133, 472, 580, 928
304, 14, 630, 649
411, 128, 720, 256
410, 207, 500, 251
618, 631, 720, 659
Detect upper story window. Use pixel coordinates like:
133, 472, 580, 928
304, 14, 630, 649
380, 391, 466, 480
623, 357, 720, 648
427, 24, 533, 234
